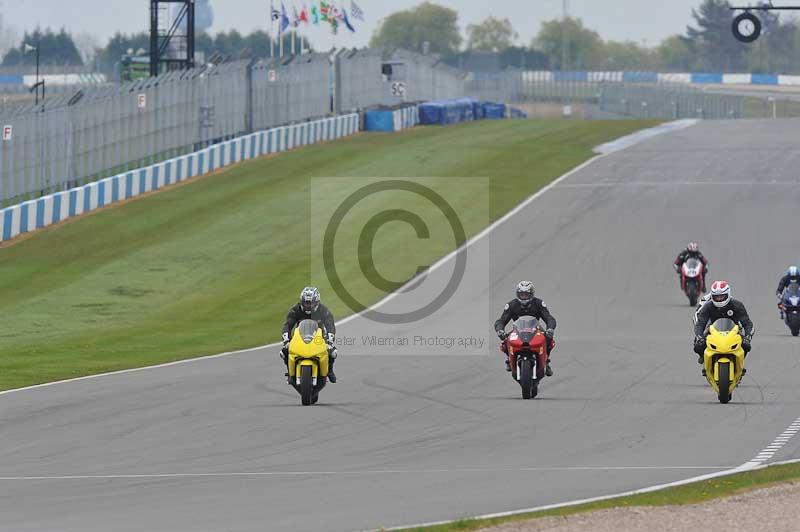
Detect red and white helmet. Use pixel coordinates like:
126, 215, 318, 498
710, 280, 731, 308
687, 242, 699, 253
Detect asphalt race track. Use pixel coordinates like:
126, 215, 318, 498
2, 119, 800, 532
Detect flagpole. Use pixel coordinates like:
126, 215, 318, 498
270, 0, 275, 58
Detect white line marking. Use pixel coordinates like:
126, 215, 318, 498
381, 458, 800, 532
0, 466, 731, 482
743, 415, 800, 468
553, 181, 800, 189
5, 119, 690, 398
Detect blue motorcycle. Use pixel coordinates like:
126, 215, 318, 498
779, 283, 800, 336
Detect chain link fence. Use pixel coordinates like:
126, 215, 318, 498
464, 70, 800, 121
0, 48, 468, 205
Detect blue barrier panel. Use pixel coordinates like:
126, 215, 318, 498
52, 194, 62, 223
98, 181, 106, 207
419, 102, 445, 125
554, 71, 589, 82
2, 209, 11, 240
752, 74, 779, 85
623, 72, 658, 83
483, 103, 506, 119
456, 98, 476, 121
473, 101, 486, 120
691, 73, 723, 84
36, 199, 45, 228
364, 109, 396, 131
0, 75, 23, 84
20, 203, 28, 233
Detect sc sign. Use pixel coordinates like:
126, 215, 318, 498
391, 82, 406, 97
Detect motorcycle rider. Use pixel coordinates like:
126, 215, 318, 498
281, 286, 338, 383
693, 280, 754, 375
494, 281, 557, 377
776, 266, 800, 297
674, 242, 709, 289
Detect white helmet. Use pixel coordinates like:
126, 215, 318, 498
710, 280, 731, 308
687, 242, 699, 253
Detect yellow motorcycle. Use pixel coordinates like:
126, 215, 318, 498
287, 320, 330, 406
703, 318, 746, 404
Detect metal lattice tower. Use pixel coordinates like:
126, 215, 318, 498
150, 0, 196, 76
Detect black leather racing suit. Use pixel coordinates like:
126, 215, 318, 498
776, 274, 800, 296
281, 303, 337, 365
494, 298, 557, 356
693, 299, 754, 356
674, 249, 709, 289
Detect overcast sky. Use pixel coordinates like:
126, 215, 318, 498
0, 0, 768, 50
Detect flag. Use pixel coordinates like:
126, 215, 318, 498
320, 0, 330, 22
23, 43, 37, 53
350, 0, 364, 21
300, 4, 309, 25
342, 6, 356, 32
280, 2, 290, 32
311, 5, 319, 24
332, 5, 344, 22
292, 5, 300, 27
271, 7, 281, 20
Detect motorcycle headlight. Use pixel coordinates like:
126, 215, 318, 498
709, 344, 717, 350
730, 344, 738, 350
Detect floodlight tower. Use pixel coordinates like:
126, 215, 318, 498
150, 0, 196, 76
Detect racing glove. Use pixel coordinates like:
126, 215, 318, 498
777, 289, 783, 297
545, 328, 555, 340
694, 335, 705, 346
743, 336, 752, 353
496, 329, 507, 341
282, 332, 290, 346
674, 263, 680, 273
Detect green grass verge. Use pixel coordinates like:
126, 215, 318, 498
397, 461, 800, 531
0, 119, 657, 391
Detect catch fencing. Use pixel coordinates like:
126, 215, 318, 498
464, 70, 800, 120
0, 48, 467, 205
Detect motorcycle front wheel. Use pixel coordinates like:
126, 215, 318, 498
519, 359, 534, 399
717, 361, 731, 404
300, 365, 314, 406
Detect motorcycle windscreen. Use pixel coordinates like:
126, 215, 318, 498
712, 318, 736, 333
683, 258, 702, 275
785, 283, 800, 297
296, 319, 320, 343
514, 316, 540, 343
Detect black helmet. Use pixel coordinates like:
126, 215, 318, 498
300, 286, 320, 314
516, 281, 534, 308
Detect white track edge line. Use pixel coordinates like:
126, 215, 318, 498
0, 466, 732, 482
0, 120, 694, 399
378, 458, 800, 532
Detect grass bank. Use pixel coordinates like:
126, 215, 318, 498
398, 461, 800, 532
0, 119, 657, 391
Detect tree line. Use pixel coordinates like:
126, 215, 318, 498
370, 0, 800, 74
5, 0, 800, 74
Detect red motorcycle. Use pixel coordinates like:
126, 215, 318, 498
501, 317, 552, 399
680, 257, 706, 306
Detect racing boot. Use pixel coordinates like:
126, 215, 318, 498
327, 357, 337, 383
505, 355, 512, 372
545, 359, 554, 377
